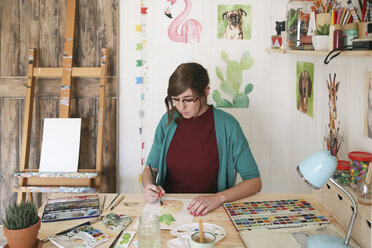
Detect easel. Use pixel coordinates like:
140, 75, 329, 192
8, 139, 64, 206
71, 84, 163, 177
14, 0, 107, 203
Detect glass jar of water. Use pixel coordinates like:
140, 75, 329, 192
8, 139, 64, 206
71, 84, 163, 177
138, 212, 161, 248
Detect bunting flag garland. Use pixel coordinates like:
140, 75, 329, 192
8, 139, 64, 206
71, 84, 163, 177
136, 0, 149, 183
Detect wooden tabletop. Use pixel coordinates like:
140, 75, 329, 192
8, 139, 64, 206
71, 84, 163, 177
38, 193, 341, 248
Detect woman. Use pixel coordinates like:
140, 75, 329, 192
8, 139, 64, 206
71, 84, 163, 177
142, 62, 261, 216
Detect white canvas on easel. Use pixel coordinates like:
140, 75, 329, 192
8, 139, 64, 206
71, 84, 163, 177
39, 118, 81, 172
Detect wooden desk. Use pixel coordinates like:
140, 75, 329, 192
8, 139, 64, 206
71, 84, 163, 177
37, 193, 347, 248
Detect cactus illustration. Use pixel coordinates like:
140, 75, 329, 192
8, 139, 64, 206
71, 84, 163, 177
213, 50, 254, 108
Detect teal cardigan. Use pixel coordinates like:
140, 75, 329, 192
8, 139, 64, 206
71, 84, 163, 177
147, 105, 260, 192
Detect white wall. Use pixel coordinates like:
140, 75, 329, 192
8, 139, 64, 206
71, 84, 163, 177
119, 0, 372, 194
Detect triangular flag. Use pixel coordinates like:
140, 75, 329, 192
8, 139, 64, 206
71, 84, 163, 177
141, 7, 148, 14
136, 77, 143, 84
136, 60, 143, 67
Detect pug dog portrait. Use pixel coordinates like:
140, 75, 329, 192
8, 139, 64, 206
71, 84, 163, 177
221, 8, 247, 40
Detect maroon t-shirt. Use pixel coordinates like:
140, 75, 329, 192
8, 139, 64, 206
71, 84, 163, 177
165, 106, 219, 193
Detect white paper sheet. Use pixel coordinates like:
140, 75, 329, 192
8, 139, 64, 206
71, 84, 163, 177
39, 118, 81, 172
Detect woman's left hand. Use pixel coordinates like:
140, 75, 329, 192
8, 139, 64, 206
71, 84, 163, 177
187, 194, 224, 216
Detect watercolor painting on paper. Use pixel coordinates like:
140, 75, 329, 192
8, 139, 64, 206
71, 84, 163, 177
139, 197, 193, 229
296, 61, 314, 117
217, 5, 252, 40
212, 50, 255, 108
164, 0, 203, 43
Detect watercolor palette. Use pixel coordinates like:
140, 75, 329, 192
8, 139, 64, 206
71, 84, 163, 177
224, 199, 317, 216
224, 199, 330, 230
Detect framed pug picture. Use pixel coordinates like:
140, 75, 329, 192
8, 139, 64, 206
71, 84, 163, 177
217, 4, 252, 40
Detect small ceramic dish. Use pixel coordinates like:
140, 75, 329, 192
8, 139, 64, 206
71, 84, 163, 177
167, 222, 226, 248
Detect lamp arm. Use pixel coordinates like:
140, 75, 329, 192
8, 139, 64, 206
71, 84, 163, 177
329, 178, 358, 246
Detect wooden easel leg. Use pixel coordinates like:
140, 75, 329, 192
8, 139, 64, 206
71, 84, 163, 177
20, 48, 37, 172
95, 48, 107, 192
17, 191, 26, 204
27, 192, 33, 202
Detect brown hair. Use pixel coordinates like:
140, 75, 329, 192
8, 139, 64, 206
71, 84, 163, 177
165, 63, 210, 125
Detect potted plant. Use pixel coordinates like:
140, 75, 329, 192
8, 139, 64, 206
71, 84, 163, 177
2, 201, 41, 248
312, 24, 330, 51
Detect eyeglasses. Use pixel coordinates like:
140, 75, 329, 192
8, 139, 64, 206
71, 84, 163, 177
170, 96, 199, 106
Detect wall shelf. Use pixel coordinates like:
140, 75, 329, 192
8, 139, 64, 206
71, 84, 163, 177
265, 48, 372, 57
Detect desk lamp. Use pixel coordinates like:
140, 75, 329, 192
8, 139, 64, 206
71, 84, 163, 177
297, 150, 357, 248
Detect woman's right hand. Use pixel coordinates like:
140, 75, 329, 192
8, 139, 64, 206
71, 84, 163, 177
144, 184, 165, 203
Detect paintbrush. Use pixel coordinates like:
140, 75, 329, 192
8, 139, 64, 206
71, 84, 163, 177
109, 229, 124, 248
100, 195, 106, 213
106, 193, 120, 210
110, 195, 124, 210
199, 219, 204, 243
148, 164, 163, 205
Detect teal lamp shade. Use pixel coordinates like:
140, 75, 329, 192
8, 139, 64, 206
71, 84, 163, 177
297, 150, 356, 248
297, 150, 337, 189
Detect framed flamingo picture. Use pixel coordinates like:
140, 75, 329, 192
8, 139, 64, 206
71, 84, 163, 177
217, 5, 252, 40
163, 0, 203, 44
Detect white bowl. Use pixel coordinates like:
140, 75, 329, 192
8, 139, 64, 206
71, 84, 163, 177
312, 35, 330, 51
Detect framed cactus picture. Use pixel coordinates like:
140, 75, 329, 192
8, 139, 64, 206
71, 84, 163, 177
212, 50, 254, 108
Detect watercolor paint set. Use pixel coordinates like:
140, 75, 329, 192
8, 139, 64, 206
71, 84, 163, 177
48, 224, 109, 247
224, 199, 330, 230
42, 195, 100, 222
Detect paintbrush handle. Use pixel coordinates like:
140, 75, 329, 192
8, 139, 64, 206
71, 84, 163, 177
109, 229, 124, 248
148, 164, 164, 205
110, 196, 124, 210
106, 193, 120, 210
101, 195, 106, 212
148, 164, 158, 186
199, 219, 204, 243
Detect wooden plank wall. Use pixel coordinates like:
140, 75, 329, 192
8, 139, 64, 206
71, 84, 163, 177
0, 0, 118, 220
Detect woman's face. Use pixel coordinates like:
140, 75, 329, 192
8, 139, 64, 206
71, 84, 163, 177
171, 88, 201, 119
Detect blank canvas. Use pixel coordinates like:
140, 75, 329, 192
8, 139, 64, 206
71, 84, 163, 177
39, 118, 81, 172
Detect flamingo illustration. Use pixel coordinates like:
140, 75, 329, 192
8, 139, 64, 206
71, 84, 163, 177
164, 0, 202, 43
